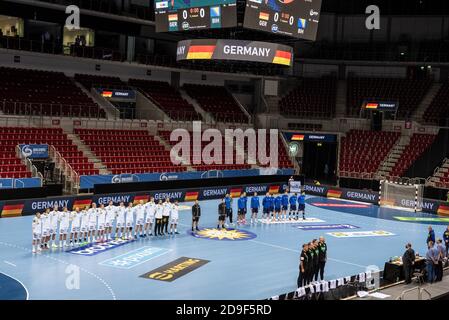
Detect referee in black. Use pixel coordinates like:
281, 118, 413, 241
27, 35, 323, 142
307, 241, 315, 284
318, 236, 327, 281
297, 243, 309, 287
192, 200, 201, 232
217, 198, 226, 230
312, 239, 320, 282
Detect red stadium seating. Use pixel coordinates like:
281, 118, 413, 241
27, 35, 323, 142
339, 130, 400, 174
423, 80, 449, 124
75, 128, 186, 174
389, 133, 436, 177
129, 79, 202, 122
0, 67, 106, 118
279, 77, 337, 118
347, 77, 432, 118
183, 84, 248, 123
0, 127, 96, 177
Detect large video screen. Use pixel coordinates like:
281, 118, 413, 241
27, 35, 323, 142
243, 0, 322, 40
154, 0, 237, 32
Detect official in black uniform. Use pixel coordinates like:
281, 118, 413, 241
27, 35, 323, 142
297, 243, 309, 288
217, 198, 226, 230
318, 236, 327, 281
191, 200, 201, 232
306, 241, 315, 284
402, 243, 415, 284
312, 239, 320, 281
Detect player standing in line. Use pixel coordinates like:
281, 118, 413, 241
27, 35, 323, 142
224, 193, 232, 227
41, 209, 51, 250
32, 212, 42, 254
154, 199, 164, 236
262, 192, 270, 222
281, 191, 289, 221
250, 192, 260, 224
87, 203, 98, 243
298, 191, 306, 220
96, 204, 107, 242
135, 200, 146, 238
79, 206, 90, 244
217, 198, 226, 230
115, 202, 126, 239
274, 194, 282, 222
49, 205, 60, 249
58, 207, 71, 248
162, 198, 171, 235
237, 194, 245, 225
69, 207, 81, 247
125, 202, 135, 240
144, 197, 156, 236
289, 193, 298, 220
242, 192, 248, 225
269, 193, 275, 222
170, 200, 180, 235
105, 201, 116, 241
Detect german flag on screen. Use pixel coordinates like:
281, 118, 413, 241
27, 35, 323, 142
1, 204, 24, 217
291, 134, 305, 141
101, 91, 113, 98
327, 189, 342, 198
379, 199, 395, 206
73, 199, 92, 210
259, 12, 269, 21
168, 14, 178, 21
437, 205, 449, 216
229, 188, 241, 198
269, 185, 280, 194
272, 50, 292, 66
186, 45, 216, 60
365, 103, 379, 109
185, 191, 199, 201
133, 195, 149, 204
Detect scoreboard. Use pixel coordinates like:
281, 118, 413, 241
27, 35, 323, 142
154, 0, 237, 32
243, 0, 322, 40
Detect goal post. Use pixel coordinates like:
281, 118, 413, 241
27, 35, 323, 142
379, 180, 424, 212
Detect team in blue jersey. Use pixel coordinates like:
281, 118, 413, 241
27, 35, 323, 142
212, 188, 306, 227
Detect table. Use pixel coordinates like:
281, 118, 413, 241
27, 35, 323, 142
383, 257, 426, 283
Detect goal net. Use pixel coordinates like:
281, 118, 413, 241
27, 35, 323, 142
379, 180, 424, 212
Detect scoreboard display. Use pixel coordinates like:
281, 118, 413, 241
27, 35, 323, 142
243, 0, 322, 40
154, 0, 237, 32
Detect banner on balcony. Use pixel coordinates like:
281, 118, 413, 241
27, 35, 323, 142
0, 178, 42, 190
79, 168, 294, 190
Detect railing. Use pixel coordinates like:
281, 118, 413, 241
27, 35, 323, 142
49, 145, 79, 193
396, 287, 432, 300
0, 101, 106, 120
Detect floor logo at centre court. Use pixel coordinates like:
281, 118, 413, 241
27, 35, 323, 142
140, 257, 210, 282
99, 246, 171, 269
67, 238, 134, 256
191, 228, 257, 241
295, 224, 359, 231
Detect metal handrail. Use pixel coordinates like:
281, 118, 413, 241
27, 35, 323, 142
396, 287, 432, 300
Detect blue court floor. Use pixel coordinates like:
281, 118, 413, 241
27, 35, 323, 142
0, 195, 447, 300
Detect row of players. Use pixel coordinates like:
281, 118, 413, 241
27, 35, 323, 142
229, 191, 306, 226
31, 190, 307, 253
31, 198, 180, 253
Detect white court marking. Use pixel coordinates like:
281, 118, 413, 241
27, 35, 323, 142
3, 260, 17, 267
0, 270, 29, 300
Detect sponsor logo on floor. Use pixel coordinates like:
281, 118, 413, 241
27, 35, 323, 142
394, 216, 449, 223
140, 257, 210, 282
327, 230, 395, 238
190, 228, 257, 241
295, 224, 359, 231
259, 217, 325, 224
67, 238, 134, 256
99, 246, 171, 269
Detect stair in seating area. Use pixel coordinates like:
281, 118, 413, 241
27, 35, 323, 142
376, 135, 410, 177
428, 158, 449, 189
412, 82, 443, 122
67, 133, 110, 175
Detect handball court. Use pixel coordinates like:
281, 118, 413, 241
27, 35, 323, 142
0, 195, 447, 300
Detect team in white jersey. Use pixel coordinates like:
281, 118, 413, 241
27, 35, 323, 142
31, 198, 183, 253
